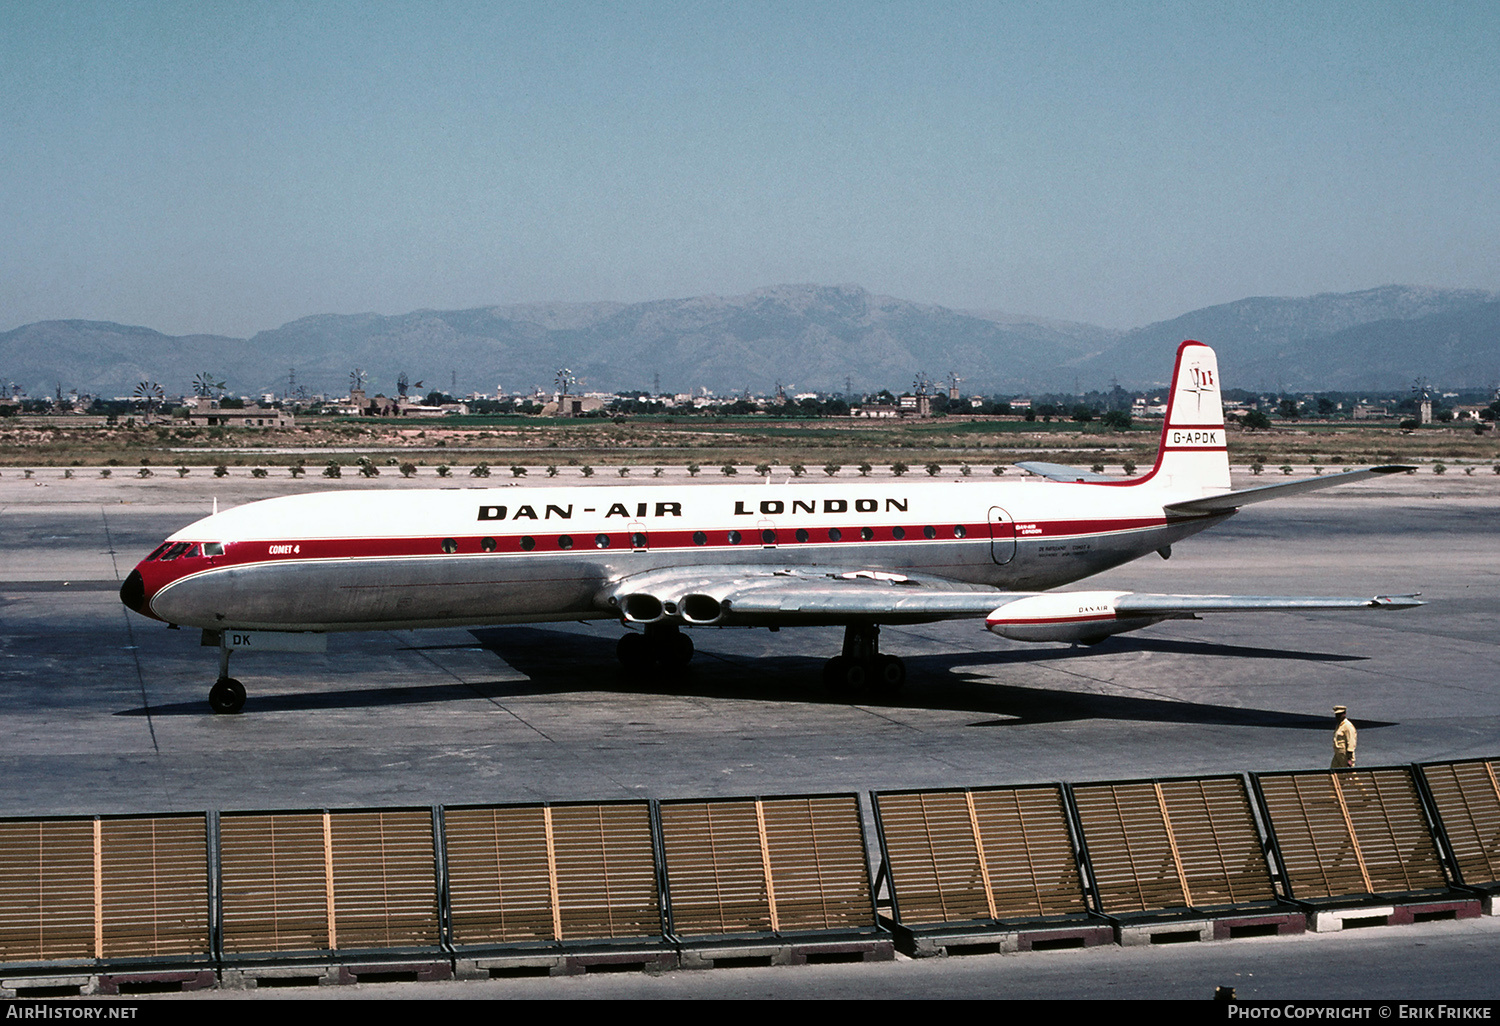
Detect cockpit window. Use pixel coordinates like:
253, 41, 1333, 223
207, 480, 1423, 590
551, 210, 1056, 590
145, 543, 172, 561
160, 542, 192, 561
202, 542, 224, 556
182, 544, 201, 558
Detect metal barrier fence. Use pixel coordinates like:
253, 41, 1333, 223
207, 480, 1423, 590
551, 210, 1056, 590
0, 814, 210, 968
1414, 759, 1500, 894
0, 759, 1495, 985
1251, 767, 1449, 901
872, 762, 1494, 952
657, 793, 876, 939
218, 808, 441, 958
442, 801, 661, 948
871, 784, 1087, 926
1069, 774, 1276, 914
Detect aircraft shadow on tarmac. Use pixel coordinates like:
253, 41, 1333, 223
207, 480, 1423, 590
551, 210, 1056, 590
116, 626, 1387, 731
117, 679, 524, 717
458, 626, 1383, 733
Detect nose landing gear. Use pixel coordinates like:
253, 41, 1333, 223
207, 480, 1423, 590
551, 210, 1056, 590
208, 642, 246, 714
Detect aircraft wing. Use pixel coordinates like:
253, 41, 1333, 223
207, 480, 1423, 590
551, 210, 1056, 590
600, 564, 1421, 635
601, 565, 1028, 626
1163, 465, 1414, 515
1111, 593, 1422, 614
984, 590, 1421, 642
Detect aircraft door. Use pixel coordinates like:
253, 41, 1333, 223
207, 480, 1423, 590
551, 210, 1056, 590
757, 517, 778, 548
988, 506, 1015, 565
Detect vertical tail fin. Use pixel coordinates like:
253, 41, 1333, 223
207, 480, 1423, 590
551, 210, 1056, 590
1145, 341, 1230, 495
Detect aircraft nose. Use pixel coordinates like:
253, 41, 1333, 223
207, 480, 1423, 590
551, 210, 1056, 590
120, 569, 146, 614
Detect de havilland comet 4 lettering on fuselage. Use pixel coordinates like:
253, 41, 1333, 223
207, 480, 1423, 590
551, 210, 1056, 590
120, 342, 1420, 713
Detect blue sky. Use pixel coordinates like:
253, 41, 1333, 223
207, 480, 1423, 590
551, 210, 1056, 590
3, 1, 1497, 336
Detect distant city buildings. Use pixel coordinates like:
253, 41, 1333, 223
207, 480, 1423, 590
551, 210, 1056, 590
3, 367, 1496, 429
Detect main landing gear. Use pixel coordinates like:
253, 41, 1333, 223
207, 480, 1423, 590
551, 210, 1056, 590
823, 623, 905, 695
617, 623, 695, 673
209, 643, 246, 714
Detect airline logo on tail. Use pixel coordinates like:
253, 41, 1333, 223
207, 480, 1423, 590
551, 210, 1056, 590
1178, 360, 1218, 415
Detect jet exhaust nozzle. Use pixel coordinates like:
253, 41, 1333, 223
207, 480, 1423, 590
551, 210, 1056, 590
621, 593, 665, 624
679, 594, 723, 624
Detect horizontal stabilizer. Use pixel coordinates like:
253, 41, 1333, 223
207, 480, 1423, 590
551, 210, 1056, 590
1015, 461, 1115, 482
1163, 465, 1415, 515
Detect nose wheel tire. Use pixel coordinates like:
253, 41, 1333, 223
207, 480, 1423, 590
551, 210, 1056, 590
209, 676, 246, 714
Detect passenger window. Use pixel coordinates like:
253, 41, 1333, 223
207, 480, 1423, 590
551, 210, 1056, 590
953, 525, 967, 539
481, 537, 498, 552
727, 530, 742, 545
630, 532, 647, 548
441, 538, 458, 554
795, 529, 809, 543
828, 528, 842, 542
595, 534, 611, 549
519, 537, 535, 551
558, 535, 574, 549
761, 529, 776, 545
860, 527, 874, 541
892, 527, 906, 540
923, 526, 937, 539
692, 532, 707, 546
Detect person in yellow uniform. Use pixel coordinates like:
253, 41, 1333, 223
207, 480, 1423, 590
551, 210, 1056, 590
1331, 705, 1357, 769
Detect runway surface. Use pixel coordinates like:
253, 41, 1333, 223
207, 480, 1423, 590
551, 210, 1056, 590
1, 467, 1496, 999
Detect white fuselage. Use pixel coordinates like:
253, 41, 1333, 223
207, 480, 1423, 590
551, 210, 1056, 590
127, 478, 1224, 632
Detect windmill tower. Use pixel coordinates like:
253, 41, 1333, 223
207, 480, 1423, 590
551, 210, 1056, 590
348, 368, 367, 404
134, 381, 164, 423
1413, 378, 1433, 425
912, 371, 933, 417
555, 368, 579, 416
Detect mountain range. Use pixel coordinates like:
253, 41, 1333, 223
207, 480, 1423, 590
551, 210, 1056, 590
3, 284, 1497, 400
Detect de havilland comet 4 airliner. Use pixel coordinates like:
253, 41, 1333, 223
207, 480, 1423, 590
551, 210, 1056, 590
120, 341, 1419, 713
